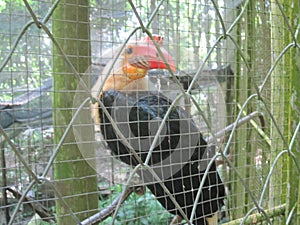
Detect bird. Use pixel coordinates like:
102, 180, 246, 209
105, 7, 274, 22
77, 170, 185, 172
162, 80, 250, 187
91, 35, 225, 225
91, 34, 175, 126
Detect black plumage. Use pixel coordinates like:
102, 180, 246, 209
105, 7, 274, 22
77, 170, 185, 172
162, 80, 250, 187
99, 89, 225, 225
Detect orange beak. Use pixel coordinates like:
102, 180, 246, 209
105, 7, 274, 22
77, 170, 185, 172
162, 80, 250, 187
128, 44, 176, 72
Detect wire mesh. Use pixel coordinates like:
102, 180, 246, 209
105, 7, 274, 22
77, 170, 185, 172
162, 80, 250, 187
0, 0, 299, 225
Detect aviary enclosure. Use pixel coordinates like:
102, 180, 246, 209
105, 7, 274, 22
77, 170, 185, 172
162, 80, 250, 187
0, 0, 299, 224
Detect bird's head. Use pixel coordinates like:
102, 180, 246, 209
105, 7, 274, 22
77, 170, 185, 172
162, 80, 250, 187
91, 35, 176, 127
122, 35, 176, 80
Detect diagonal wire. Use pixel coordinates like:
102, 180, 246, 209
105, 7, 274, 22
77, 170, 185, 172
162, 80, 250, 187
7, 98, 94, 223
258, 150, 289, 207
259, 43, 296, 93
92, 27, 141, 100
127, 0, 188, 98
123, 3, 296, 221
226, 0, 250, 34
0, 0, 60, 72
97, 99, 145, 166
0, 21, 35, 72
0, 125, 39, 182
41, 97, 92, 178
274, 0, 297, 45
42, 0, 60, 24
23, 0, 41, 28
210, 0, 226, 36
2, 0, 299, 224
146, 0, 165, 29
8, 179, 37, 225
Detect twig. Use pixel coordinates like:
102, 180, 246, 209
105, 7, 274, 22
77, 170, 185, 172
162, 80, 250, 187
7, 187, 55, 222
81, 187, 134, 225
206, 111, 263, 143
170, 215, 183, 225
222, 204, 286, 225
236, 103, 270, 146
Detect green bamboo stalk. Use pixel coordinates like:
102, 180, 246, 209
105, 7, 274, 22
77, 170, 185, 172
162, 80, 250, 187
222, 204, 286, 225
284, 0, 300, 224
269, 1, 291, 224
231, 3, 254, 218
245, 1, 257, 214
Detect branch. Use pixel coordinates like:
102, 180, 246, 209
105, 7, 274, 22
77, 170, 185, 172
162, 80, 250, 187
7, 187, 55, 222
222, 204, 286, 225
81, 187, 134, 225
0, 78, 52, 106
206, 111, 263, 143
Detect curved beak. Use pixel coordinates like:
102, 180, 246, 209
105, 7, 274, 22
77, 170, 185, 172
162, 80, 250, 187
129, 44, 176, 72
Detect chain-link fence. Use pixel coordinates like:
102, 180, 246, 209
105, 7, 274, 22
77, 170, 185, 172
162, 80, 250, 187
0, 0, 299, 224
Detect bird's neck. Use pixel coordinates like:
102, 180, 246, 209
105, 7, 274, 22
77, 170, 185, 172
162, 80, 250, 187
92, 57, 150, 100
102, 74, 132, 91
102, 57, 149, 92
103, 74, 149, 92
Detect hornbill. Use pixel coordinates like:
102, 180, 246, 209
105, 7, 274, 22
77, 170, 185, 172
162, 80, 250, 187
91, 35, 225, 225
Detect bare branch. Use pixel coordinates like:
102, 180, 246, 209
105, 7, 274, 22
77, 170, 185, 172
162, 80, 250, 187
7, 187, 55, 222
81, 188, 134, 225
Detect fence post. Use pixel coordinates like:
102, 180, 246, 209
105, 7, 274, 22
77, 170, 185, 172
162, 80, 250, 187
52, 1, 98, 224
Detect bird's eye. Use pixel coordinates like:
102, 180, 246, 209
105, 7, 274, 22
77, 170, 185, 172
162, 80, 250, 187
125, 47, 133, 55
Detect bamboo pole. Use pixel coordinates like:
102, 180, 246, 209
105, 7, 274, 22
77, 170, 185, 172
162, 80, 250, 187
222, 204, 286, 225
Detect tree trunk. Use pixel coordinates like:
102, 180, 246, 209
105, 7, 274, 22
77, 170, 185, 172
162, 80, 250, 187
52, 1, 98, 224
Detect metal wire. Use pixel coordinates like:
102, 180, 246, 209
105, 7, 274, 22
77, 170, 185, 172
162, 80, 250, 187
0, 0, 299, 224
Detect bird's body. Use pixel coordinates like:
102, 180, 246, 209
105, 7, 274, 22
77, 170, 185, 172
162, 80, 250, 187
92, 35, 225, 225
99, 90, 225, 225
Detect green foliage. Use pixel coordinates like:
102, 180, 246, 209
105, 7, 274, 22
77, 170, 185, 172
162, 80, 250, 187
100, 185, 172, 225
0, 0, 6, 11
